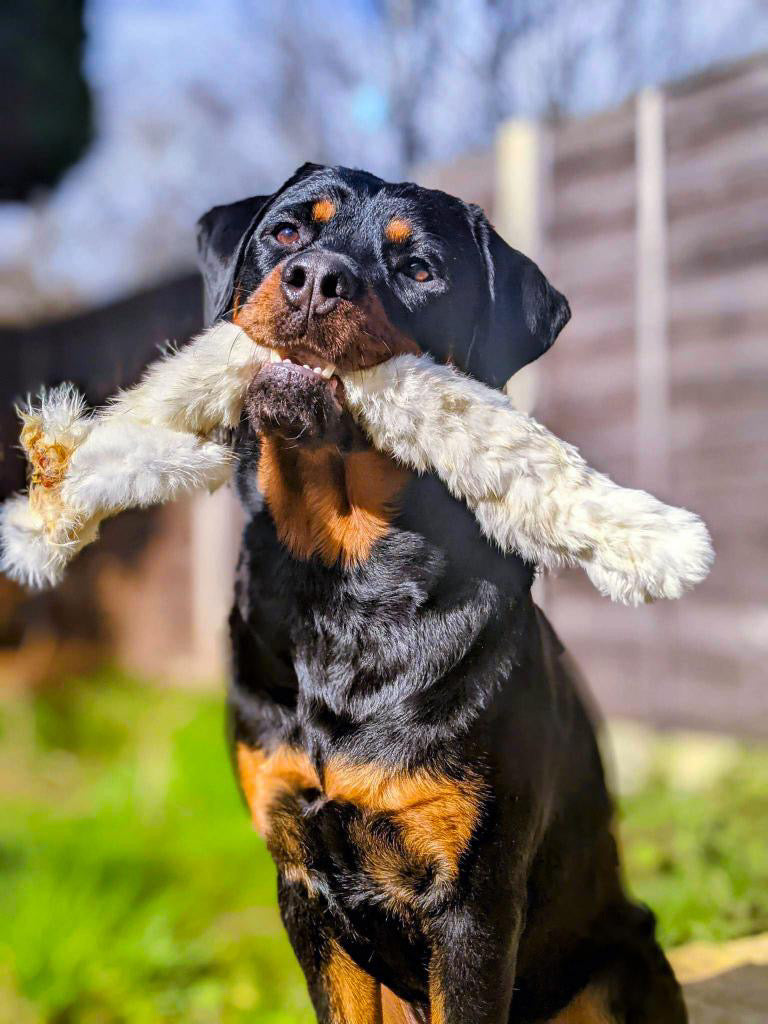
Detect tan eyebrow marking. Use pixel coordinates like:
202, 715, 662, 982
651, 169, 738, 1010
385, 218, 412, 244
312, 198, 336, 223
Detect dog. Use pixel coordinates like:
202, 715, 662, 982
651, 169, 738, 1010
196, 163, 687, 1023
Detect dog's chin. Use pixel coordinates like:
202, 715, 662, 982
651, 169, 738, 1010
245, 362, 345, 445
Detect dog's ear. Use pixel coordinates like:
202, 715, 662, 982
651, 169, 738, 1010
196, 163, 328, 324
468, 205, 570, 388
196, 195, 271, 325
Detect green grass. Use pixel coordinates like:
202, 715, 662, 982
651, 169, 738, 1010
0, 674, 766, 1023
0, 673, 313, 1024
619, 745, 768, 948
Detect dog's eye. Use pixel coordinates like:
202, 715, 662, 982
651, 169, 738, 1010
273, 224, 300, 246
402, 259, 432, 282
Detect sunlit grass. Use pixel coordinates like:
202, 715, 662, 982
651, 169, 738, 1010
620, 747, 768, 947
0, 673, 766, 1022
0, 672, 313, 1024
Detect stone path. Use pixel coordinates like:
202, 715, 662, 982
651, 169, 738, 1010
671, 933, 768, 1023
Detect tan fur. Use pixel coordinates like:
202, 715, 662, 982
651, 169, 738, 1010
347, 818, 426, 917
327, 941, 383, 1024
236, 271, 420, 369
312, 198, 337, 223
324, 759, 485, 880
546, 985, 615, 1023
385, 218, 413, 244
234, 264, 284, 340
236, 742, 318, 891
256, 438, 315, 562
258, 437, 409, 568
428, 964, 446, 1024
237, 741, 483, 894
381, 987, 420, 1024
236, 742, 318, 835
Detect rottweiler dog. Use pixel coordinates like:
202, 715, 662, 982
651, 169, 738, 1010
196, 164, 686, 1024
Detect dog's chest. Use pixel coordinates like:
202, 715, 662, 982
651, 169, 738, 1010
237, 741, 486, 914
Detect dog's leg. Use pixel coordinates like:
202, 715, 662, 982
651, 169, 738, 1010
278, 876, 384, 1024
543, 985, 615, 1023
543, 911, 687, 1024
381, 986, 428, 1024
324, 940, 383, 1024
426, 901, 523, 1024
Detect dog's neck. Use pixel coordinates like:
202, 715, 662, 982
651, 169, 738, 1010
256, 434, 410, 569
248, 430, 535, 602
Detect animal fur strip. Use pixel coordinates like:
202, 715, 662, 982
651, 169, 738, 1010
343, 357, 714, 605
0, 322, 713, 602
0, 322, 266, 588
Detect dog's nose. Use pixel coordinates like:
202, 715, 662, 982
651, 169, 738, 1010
281, 251, 361, 317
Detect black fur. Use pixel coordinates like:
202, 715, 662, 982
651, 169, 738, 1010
197, 165, 686, 1023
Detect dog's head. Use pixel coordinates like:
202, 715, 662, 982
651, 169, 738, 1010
197, 163, 570, 441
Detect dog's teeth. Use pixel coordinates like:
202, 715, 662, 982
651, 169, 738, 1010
269, 351, 333, 377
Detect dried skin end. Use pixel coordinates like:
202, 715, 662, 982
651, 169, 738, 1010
18, 411, 86, 544
28, 438, 74, 499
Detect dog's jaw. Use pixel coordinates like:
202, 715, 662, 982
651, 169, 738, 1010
245, 361, 346, 446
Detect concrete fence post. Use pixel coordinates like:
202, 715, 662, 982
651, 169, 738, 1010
495, 117, 554, 609
494, 117, 545, 416
635, 87, 670, 492
635, 86, 673, 700
189, 484, 243, 683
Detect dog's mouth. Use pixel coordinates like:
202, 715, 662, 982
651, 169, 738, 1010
234, 265, 418, 444
259, 345, 345, 409
245, 345, 348, 444
264, 346, 339, 382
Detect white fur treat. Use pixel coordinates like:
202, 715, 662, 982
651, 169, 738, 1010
0, 321, 713, 602
0, 323, 266, 587
343, 356, 714, 605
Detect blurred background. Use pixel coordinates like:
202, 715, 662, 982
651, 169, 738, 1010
1, 1, 767, 1021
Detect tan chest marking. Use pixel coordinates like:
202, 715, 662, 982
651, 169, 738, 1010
237, 744, 485, 890
258, 439, 409, 568
324, 758, 485, 880
237, 743, 319, 834
236, 743, 320, 889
